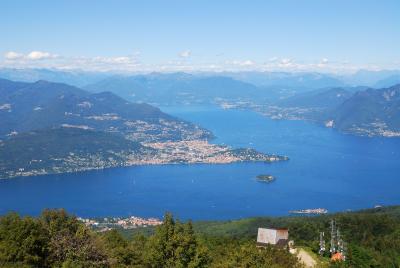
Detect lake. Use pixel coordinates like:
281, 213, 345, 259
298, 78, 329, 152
1, 106, 400, 220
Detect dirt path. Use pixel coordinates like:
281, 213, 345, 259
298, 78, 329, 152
290, 248, 317, 268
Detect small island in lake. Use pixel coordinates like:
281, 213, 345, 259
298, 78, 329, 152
256, 174, 275, 183
289, 208, 328, 214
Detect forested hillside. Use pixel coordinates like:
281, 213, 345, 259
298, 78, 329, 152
1, 207, 399, 267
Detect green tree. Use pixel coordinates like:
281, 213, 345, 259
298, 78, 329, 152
40, 209, 108, 267
102, 229, 145, 267
0, 213, 48, 267
145, 213, 210, 267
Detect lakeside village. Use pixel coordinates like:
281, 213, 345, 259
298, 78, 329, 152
78, 215, 163, 232
78, 207, 329, 233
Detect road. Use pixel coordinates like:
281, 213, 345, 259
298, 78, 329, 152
290, 248, 317, 268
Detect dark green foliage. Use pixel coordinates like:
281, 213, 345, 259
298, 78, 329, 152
0, 213, 48, 267
145, 213, 210, 268
1, 207, 399, 267
100, 230, 150, 267
0, 211, 212, 268
193, 206, 400, 267
40, 209, 108, 267
0, 209, 108, 267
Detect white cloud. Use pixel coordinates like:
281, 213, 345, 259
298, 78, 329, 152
92, 56, 133, 64
179, 50, 191, 58
268, 57, 278, 62
228, 60, 255, 67
4, 51, 58, 61
280, 58, 293, 65
26, 51, 58, 60
241, 60, 255, 66
4, 51, 24, 60
0, 51, 391, 74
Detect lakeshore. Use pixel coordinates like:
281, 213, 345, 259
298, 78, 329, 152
78, 215, 163, 232
1, 139, 287, 180
0, 106, 399, 220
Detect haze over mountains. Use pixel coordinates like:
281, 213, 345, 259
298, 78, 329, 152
82, 70, 400, 104
84, 73, 269, 105
1, 68, 400, 133
0, 68, 109, 87
2, 68, 400, 90
1, 68, 400, 138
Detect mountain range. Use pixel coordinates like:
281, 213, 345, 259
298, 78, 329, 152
329, 84, 400, 136
83, 72, 272, 105
0, 78, 284, 179
0, 68, 109, 87
0, 78, 211, 142
2, 68, 400, 107
260, 84, 400, 137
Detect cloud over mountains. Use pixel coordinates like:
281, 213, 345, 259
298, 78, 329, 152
0, 50, 392, 73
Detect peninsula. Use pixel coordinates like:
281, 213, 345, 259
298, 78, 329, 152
0, 79, 288, 180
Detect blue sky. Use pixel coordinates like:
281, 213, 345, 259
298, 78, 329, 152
1, 0, 399, 73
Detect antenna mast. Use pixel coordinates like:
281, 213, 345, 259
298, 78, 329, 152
329, 219, 336, 254
337, 227, 347, 260
319, 231, 326, 255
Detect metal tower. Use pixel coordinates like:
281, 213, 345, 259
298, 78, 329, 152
337, 228, 347, 260
329, 219, 336, 254
319, 231, 326, 256
342, 241, 347, 261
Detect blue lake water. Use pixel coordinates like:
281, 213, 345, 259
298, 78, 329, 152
1, 106, 400, 220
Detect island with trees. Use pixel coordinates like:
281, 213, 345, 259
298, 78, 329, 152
256, 174, 275, 183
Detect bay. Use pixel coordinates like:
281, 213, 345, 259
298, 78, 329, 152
1, 106, 399, 220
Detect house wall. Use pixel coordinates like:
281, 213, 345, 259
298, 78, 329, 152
276, 229, 289, 242
257, 228, 277, 244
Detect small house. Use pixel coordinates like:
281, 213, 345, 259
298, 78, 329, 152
257, 227, 289, 247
